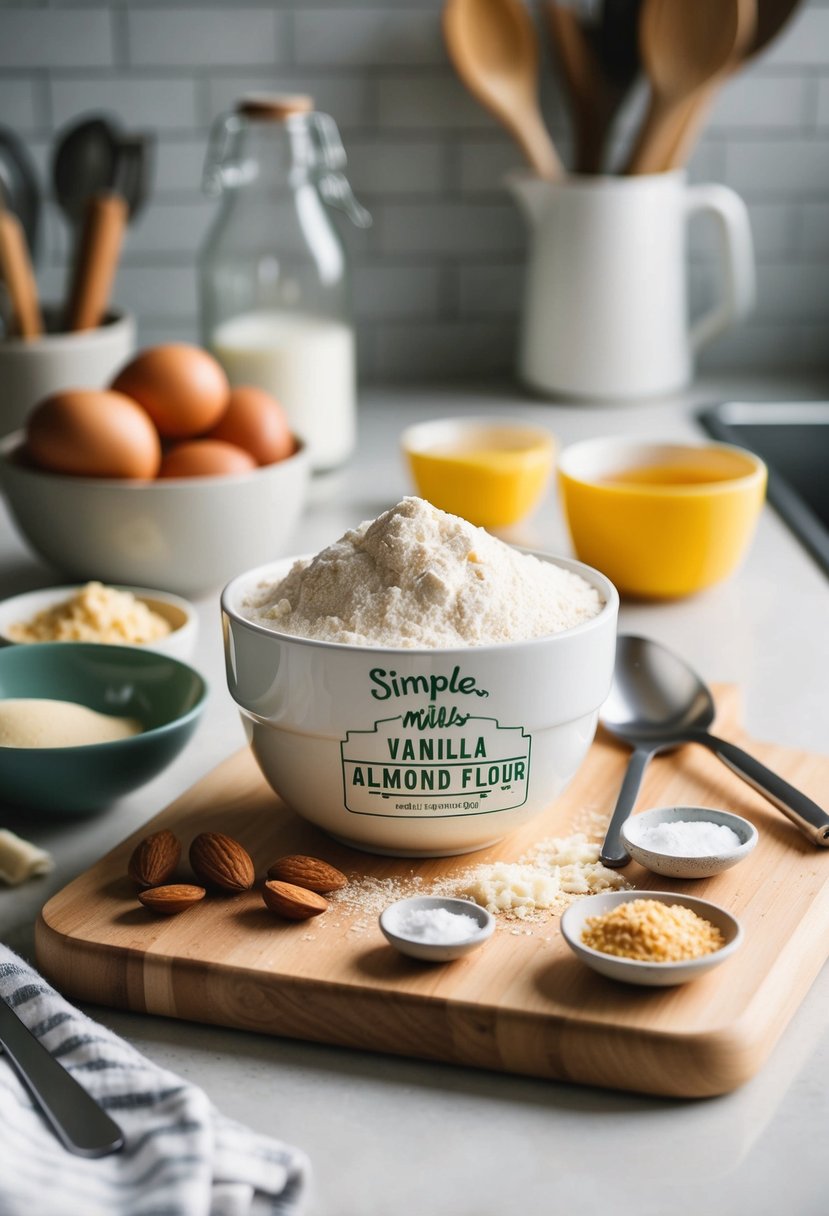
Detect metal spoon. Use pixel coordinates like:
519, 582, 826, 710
0, 126, 41, 259
443, 0, 564, 180
52, 116, 120, 232
600, 635, 829, 866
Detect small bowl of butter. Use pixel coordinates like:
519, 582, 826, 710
0, 582, 198, 661
401, 416, 557, 529
0, 642, 206, 813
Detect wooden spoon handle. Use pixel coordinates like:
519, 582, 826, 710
662, 80, 724, 171
511, 108, 565, 180
65, 193, 127, 332
0, 210, 43, 339
624, 95, 691, 174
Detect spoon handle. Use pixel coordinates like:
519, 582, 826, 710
690, 731, 829, 847
600, 746, 655, 867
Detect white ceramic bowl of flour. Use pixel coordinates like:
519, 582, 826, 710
222, 529, 618, 856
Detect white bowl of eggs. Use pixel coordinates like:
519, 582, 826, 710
0, 344, 310, 597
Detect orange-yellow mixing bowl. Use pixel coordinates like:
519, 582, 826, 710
401, 417, 556, 529
557, 438, 767, 599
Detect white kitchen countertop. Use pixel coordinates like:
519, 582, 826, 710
1, 376, 828, 1216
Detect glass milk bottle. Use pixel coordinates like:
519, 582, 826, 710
199, 95, 370, 470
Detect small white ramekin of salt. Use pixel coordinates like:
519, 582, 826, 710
621, 805, 758, 880
379, 896, 495, 962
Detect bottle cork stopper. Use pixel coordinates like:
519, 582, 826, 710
237, 94, 314, 121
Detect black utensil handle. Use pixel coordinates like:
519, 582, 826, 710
600, 746, 654, 867
0, 1003, 124, 1157
691, 731, 829, 848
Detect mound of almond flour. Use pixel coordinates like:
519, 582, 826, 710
244, 496, 603, 648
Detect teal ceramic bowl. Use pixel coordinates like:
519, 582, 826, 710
0, 643, 207, 813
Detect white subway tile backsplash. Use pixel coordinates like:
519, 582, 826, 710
725, 138, 829, 193
346, 139, 446, 195
372, 320, 517, 380
113, 265, 198, 318
0, 78, 38, 131
4, 0, 828, 380
51, 76, 199, 131
153, 138, 210, 195
378, 202, 523, 257
708, 74, 809, 129
457, 264, 522, 317
377, 76, 494, 130
799, 323, 829, 365
690, 202, 797, 260
458, 141, 538, 195
760, 7, 829, 67
798, 202, 829, 252
818, 78, 829, 127
121, 198, 217, 256
698, 321, 809, 370
0, 9, 113, 70
353, 265, 441, 318
137, 319, 199, 347
127, 8, 285, 68
295, 9, 444, 67
754, 261, 829, 318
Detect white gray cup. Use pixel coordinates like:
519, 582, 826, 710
0, 309, 135, 436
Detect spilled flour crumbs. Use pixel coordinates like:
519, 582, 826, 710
328, 832, 628, 934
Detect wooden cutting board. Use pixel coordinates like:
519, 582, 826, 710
36, 686, 829, 1099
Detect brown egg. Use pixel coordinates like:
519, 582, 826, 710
112, 344, 229, 439
158, 439, 257, 479
26, 390, 161, 479
205, 385, 295, 465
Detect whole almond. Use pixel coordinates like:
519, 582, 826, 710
266, 854, 347, 894
128, 829, 181, 889
262, 880, 328, 921
138, 884, 206, 915
189, 832, 255, 892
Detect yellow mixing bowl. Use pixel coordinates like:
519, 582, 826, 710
401, 417, 557, 529
557, 438, 767, 598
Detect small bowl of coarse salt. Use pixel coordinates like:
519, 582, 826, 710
621, 805, 759, 880
379, 896, 495, 962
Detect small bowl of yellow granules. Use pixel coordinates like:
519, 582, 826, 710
560, 891, 742, 987
0, 582, 197, 661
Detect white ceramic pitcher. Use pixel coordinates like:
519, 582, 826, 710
508, 171, 755, 400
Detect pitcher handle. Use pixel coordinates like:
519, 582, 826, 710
685, 183, 756, 353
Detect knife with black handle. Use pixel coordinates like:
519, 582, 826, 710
0, 995, 124, 1157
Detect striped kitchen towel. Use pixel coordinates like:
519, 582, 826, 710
0, 945, 310, 1216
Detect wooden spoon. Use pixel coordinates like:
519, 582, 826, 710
0, 205, 43, 339
443, 0, 564, 179
64, 193, 127, 332
664, 0, 801, 170
625, 0, 755, 175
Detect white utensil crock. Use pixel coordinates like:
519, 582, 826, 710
0, 309, 135, 437
508, 171, 755, 400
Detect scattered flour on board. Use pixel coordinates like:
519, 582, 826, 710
243, 496, 604, 647
327, 831, 628, 935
